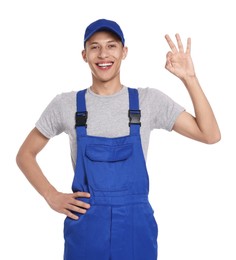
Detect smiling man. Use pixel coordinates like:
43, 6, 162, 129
82, 20, 127, 94
16, 19, 221, 260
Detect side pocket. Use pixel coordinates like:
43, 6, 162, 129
144, 203, 158, 241
133, 203, 158, 258
63, 215, 86, 259
64, 213, 84, 238
147, 203, 158, 238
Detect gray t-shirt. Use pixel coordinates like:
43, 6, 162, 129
36, 86, 184, 168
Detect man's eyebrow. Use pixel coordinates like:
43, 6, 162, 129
89, 41, 99, 45
107, 40, 118, 43
89, 40, 118, 45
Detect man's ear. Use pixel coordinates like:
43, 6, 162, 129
122, 46, 128, 60
82, 50, 87, 62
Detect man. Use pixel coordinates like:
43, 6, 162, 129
16, 19, 220, 260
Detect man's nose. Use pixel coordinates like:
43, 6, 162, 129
98, 47, 109, 58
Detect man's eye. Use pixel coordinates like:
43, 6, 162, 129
108, 44, 116, 48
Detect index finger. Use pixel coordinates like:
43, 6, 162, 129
165, 34, 178, 53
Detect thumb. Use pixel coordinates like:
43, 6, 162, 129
166, 51, 172, 60
165, 60, 172, 71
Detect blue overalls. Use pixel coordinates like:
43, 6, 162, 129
64, 88, 158, 260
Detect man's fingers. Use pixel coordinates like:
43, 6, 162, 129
65, 194, 91, 219
165, 34, 190, 54
166, 51, 172, 60
73, 199, 91, 209
186, 37, 191, 54
71, 191, 91, 209
64, 209, 79, 220
165, 34, 178, 53
175, 33, 184, 52
67, 204, 87, 214
73, 191, 91, 198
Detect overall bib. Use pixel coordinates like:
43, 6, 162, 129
64, 88, 158, 260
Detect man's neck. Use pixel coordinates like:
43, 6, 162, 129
90, 83, 123, 96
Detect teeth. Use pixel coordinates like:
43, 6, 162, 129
98, 63, 112, 67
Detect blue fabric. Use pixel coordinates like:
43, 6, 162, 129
64, 88, 158, 260
84, 19, 125, 46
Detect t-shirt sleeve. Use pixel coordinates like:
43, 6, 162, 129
145, 87, 185, 131
35, 94, 65, 138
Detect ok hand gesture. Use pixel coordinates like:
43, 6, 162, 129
165, 34, 196, 81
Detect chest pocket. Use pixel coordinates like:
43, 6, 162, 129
84, 143, 133, 191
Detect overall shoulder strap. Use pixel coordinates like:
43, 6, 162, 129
128, 88, 141, 135
75, 89, 87, 136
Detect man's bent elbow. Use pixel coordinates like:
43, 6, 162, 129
16, 149, 25, 169
204, 131, 221, 144
16, 148, 32, 170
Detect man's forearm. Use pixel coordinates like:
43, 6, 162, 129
16, 152, 57, 200
182, 75, 221, 142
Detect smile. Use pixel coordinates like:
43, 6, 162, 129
96, 62, 113, 69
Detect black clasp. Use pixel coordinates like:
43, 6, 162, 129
75, 111, 88, 127
128, 110, 141, 126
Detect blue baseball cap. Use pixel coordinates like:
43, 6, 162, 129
84, 19, 125, 46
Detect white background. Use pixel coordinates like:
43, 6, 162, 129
1, 0, 235, 259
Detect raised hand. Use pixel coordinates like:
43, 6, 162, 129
165, 34, 196, 80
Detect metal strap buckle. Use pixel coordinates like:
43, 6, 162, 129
128, 110, 141, 126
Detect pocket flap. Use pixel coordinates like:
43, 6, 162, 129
85, 144, 133, 162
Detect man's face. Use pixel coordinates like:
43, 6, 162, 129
82, 31, 128, 84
